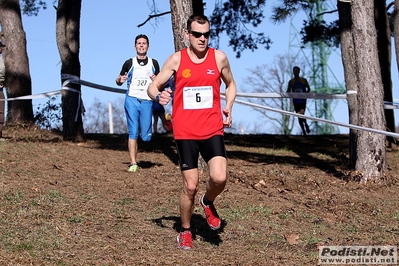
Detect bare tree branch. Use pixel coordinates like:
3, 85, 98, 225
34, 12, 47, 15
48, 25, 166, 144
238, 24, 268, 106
317, 9, 338, 17
137, 11, 171, 28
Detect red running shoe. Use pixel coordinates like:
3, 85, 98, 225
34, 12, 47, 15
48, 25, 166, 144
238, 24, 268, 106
199, 194, 221, 230
177, 230, 192, 250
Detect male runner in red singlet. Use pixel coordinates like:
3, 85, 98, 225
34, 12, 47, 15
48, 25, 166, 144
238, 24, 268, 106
148, 14, 237, 250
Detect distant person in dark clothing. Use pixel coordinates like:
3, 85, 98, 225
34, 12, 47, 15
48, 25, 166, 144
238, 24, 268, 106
287, 66, 311, 135
152, 101, 170, 134
0, 41, 6, 138
152, 77, 174, 134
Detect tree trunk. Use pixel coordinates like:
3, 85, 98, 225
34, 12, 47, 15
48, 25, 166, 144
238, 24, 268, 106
352, 0, 386, 182
169, 0, 192, 52
0, 0, 34, 125
375, 0, 395, 146
338, 1, 358, 168
56, 0, 85, 142
192, 0, 204, 14
394, 0, 399, 96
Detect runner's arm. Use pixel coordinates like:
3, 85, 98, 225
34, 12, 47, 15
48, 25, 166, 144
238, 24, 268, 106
217, 50, 236, 127
147, 52, 180, 105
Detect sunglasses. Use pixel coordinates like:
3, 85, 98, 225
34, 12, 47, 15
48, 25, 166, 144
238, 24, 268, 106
188, 30, 211, 38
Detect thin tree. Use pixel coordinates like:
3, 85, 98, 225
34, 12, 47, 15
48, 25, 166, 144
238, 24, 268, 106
394, 0, 399, 90
0, 0, 37, 125
56, 0, 85, 142
338, 0, 387, 181
376, 0, 394, 146
351, 0, 386, 181
338, 1, 358, 168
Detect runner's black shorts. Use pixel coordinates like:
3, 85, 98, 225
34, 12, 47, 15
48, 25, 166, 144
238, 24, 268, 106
294, 103, 307, 113
175, 135, 227, 171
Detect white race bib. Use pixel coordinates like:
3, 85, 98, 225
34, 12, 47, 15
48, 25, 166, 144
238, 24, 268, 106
183, 86, 213, 110
131, 76, 151, 91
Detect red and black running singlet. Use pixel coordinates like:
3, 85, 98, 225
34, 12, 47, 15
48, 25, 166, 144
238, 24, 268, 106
173, 48, 223, 140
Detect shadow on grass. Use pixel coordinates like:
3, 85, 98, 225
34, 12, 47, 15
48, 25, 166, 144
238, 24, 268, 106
224, 133, 351, 180
6, 127, 352, 180
86, 133, 179, 165
152, 213, 226, 246
79, 133, 352, 179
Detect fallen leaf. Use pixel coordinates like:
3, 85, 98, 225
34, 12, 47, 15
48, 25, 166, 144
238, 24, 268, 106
317, 241, 325, 248
259, 180, 267, 186
286, 234, 300, 245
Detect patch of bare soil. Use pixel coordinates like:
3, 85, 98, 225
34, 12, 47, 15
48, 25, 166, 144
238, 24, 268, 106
0, 127, 398, 265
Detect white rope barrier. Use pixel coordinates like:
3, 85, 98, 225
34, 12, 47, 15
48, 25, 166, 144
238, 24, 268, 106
2, 76, 399, 108
235, 91, 348, 100
0, 90, 61, 101
221, 95, 399, 138
1, 74, 399, 138
61, 74, 126, 94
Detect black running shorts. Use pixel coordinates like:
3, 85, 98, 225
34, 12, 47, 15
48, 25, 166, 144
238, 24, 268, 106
294, 103, 307, 113
175, 135, 227, 171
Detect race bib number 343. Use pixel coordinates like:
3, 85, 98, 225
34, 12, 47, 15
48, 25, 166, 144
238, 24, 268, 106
183, 86, 213, 110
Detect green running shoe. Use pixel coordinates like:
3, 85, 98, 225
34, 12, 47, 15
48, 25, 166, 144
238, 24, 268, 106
128, 164, 138, 172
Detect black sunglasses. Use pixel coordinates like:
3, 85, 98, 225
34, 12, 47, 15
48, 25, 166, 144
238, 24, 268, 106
189, 30, 211, 38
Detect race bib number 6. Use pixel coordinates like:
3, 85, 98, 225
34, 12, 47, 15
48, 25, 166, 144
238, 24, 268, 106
183, 86, 213, 110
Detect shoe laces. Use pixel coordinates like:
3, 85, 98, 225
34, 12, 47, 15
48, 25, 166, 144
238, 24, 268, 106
179, 231, 192, 249
204, 204, 219, 219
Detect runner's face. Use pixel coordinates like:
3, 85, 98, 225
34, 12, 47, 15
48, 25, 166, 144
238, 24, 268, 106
187, 21, 210, 52
135, 38, 149, 56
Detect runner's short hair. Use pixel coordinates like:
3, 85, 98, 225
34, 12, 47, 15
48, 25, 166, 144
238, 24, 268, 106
187, 14, 210, 31
135, 34, 149, 45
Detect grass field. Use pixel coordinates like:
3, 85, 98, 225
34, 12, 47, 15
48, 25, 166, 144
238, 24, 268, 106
0, 127, 398, 265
